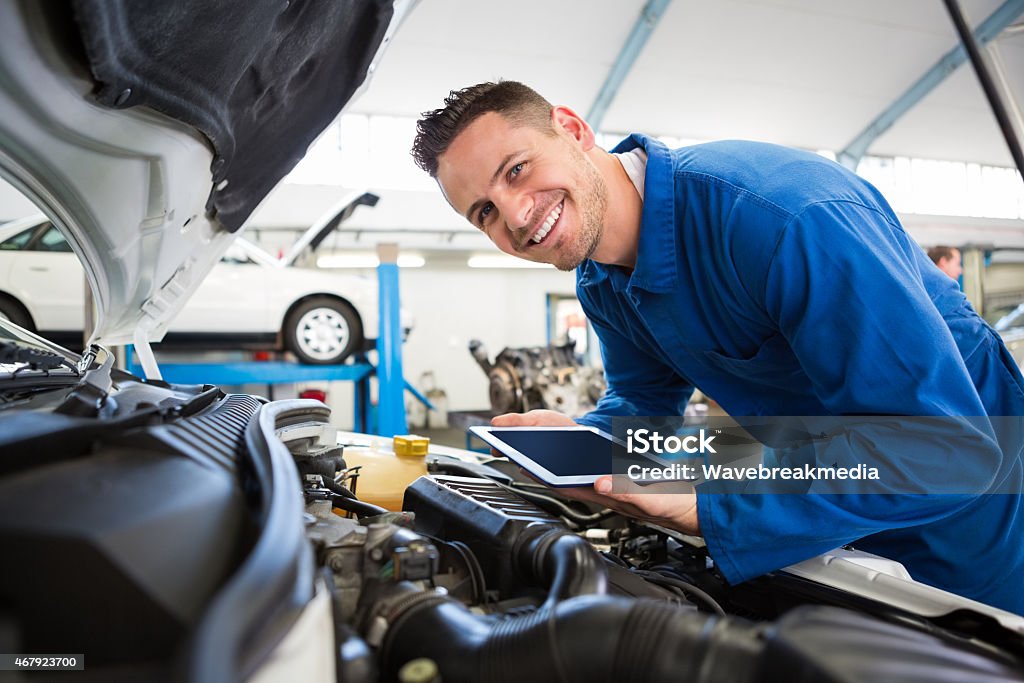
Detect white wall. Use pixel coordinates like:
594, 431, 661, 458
0, 178, 40, 220
399, 263, 577, 411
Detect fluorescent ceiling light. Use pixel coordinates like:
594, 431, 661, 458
397, 255, 426, 268
317, 253, 425, 268
467, 254, 554, 269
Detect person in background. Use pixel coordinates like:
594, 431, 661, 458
927, 245, 962, 280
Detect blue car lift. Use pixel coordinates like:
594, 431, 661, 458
129, 243, 425, 436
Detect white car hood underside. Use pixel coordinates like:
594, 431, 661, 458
0, 1, 412, 351
0, 2, 231, 349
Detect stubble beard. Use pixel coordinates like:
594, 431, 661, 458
552, 154, 608, 272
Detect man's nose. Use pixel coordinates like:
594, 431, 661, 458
500, 191, 533, 232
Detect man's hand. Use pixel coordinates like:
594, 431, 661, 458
490, 409, 577, 427
488, 410, 701, 536
486, 410, 577, 459
560, 477, 701, 536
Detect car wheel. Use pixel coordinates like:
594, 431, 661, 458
0, 295, 33, 331
284, 297, 362, 364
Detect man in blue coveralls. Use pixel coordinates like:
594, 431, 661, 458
411, 81, 1024, 614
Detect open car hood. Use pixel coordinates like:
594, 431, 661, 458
0, 0, 412, 348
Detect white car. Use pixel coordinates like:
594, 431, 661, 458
0, 198, 410, 364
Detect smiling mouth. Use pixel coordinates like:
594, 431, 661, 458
527, 200, 563, 247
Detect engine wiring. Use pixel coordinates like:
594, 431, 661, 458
322, 475, 359, 499
306, 476, 388, 518
630, 568, 726, 617
434, 537, 492, 607
336, 464, 363, 497
497, 480, 618, 528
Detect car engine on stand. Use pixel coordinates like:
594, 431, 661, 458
468, 339, 606, 417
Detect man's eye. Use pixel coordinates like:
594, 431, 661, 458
509, 162, 524, 179
478, 203, 494, 224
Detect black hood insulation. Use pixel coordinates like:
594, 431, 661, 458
70, 0, 394, 231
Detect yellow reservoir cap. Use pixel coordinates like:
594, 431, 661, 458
393, 435, 430, 457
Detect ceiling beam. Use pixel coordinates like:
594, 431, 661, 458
944, 0, 1024, 180
837, 0, 1024, 170
586, 0, 673, 131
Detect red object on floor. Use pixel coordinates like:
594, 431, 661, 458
299, 388, 328, 403
252, 350, 273, 361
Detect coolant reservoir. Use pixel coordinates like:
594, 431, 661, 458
342, 436, 430, 511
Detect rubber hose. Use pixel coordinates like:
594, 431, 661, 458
380, 593, 763, 683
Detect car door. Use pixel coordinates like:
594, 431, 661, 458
5, 223, 84, 331
0, 224, 38, 305
168, 252, 271, 334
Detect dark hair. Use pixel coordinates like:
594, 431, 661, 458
411, 81, 553, 176
927, 246, 958, 264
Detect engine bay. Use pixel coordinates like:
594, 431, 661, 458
1, 387, 1022, 682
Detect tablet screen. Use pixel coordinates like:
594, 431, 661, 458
486, 428, 613, 476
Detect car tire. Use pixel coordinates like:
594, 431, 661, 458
284, 297, 363, 365
0, 294, 33, 331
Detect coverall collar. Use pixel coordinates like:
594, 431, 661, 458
577, 133, 678, 293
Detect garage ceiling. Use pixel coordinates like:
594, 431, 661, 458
350, 0, 1024, 168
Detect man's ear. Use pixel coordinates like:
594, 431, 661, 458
551, 105, 596, 151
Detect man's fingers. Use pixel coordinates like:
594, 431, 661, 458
590, 477, 648, 507
490, 410, 577, 427
491, 412, 526, 426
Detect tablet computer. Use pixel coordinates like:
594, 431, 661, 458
469, 425, 624, 487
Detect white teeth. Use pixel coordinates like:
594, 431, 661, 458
531, 202, 562, 244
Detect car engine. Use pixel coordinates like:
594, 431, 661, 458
2, 386, 1023, 683
468, 339, 606, 417
282, 406, 1024, 683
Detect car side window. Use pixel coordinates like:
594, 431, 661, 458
35, 225, 73, 253
220, 243, 255, 264
0, 226, 38, 251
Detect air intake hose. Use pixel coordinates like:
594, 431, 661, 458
379, 594, 762, 683
371, 521, 1019, 682
514, 526, 607, 607
379, 524, 761, 682
378, 592, 1024, 683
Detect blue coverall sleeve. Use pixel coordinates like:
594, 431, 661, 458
576, 309, 694, 433
698, 199, 1005, 585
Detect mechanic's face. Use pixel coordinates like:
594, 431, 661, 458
436, 109, 608, 271
939, 249, 962, 280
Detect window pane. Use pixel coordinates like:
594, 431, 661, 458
0, 227, 38, 251
36, 225, 72, 252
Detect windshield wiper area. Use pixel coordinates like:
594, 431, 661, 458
0, 339, 74, 374
55, 345, 115, 417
